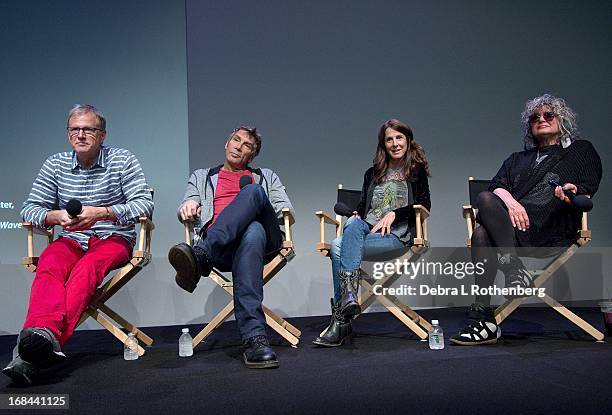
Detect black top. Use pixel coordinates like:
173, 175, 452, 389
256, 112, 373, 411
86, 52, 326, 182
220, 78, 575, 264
355, 164, 431, 234
489, 139, 602, 247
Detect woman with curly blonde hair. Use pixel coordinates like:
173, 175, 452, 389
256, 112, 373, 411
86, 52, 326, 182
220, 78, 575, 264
451, 94, 602, 346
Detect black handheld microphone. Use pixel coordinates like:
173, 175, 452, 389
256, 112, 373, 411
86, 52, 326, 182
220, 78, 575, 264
239, 175, 254, 189
66, 199, 83, 218
334, 202, 355, 218
548, 180, 593, 212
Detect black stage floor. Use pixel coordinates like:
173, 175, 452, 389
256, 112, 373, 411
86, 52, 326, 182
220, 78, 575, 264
1, 307, 610, 414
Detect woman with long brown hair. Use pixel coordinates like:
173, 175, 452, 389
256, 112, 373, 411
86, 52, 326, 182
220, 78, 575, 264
313, 119, 431, 347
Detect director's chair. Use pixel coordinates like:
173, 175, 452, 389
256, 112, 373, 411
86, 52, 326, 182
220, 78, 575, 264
315, 184, 432, 340
462, 177, 604, 341
22, 210, 155, 356
183, 208, 301, 348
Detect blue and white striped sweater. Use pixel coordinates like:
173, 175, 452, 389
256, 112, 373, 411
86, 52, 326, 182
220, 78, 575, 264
21, 146, 154, 250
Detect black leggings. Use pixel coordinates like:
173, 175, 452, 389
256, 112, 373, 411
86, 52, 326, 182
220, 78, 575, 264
471, 191, 518, 305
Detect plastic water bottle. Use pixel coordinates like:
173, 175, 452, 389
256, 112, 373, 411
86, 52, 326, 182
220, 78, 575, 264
179, 328, 193, 357
428, 320, 444, 350
123, 332, 139, 360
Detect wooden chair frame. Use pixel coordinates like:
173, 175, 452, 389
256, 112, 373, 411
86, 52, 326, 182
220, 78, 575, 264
22, 216, 155, 356
315, 184, 433, 340
184, 208, 301, 348
462, 177, 604, 341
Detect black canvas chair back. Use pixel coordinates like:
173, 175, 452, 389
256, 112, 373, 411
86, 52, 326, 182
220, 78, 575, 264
468, 179, 492, 206
337, 188, 362, 212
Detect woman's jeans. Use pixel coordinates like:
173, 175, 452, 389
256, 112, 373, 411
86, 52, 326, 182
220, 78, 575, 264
330, 216, 406, 304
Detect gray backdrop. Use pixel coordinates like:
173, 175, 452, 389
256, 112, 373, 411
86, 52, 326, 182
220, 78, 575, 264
0, 0, 189, 334
0, 0, 610, 335
185, 0, 612, 318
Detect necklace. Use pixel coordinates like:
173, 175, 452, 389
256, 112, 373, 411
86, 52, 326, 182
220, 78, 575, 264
535, 150, 548, 165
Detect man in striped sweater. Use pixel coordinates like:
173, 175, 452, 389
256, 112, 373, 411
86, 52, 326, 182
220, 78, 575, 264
2, 104, 154, 385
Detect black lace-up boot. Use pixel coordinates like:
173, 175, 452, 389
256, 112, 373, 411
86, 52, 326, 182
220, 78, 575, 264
243, 335, 279, 369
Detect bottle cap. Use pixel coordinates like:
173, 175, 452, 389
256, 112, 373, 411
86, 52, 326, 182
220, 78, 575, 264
432, 320, 439, 325
182, 328, 189, 333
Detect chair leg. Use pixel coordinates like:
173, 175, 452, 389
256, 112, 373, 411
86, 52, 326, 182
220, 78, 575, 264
540, 294, 605, 341
76, 310, 89, 328
261, 305, 301, 345
265, 318, 298, 346
85, 308, 145, 356
98, 304, 154, 346
262, 304, 301, 337
494, 297, 525, 325
357, 272, 402, 316
357, 293, 378, 316
360, 279, 429, 339
495, 244, 580, 325
262, 255, 287, 284
192, 301, 236, 349
195, 253, 300, 348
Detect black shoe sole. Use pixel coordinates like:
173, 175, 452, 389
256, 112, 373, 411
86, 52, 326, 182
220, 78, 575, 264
449, 338, 498, 346
2, 366, 34, 385
168, 245, 199, 293
312, 337, 347, 347
242, 354, 280, 369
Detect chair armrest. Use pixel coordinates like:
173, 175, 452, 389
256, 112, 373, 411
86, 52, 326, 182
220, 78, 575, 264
412, 205, 430, 247
135, 216, 154, 258
314, 210, 341, 255
22, 222, 54, 272
579, 211, 591, 242
462, 205, 476, 247
22, 222, 54, 238
138, 216, 155, 230
413, 205, 430, 219
314, 211, 340, 226
282, 208, 295, 242
181, 219, 194, 246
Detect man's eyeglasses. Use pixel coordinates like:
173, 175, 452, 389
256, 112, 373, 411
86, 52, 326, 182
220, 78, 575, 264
528, 111, 555, 124
67, 127, 103, 136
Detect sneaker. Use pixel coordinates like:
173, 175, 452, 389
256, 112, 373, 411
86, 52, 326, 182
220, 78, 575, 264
18, 327, 66, 368
450, 303, 500, 346
2, 356, 38, 385
498, 254, 535, 299
243, 335, 279, 369
168, 243, 212, 293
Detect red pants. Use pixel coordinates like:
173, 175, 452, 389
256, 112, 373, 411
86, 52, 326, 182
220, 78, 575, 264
23, 236, 132, 347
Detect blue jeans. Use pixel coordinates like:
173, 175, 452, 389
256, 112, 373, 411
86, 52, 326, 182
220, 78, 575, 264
330, 216, 407, 304
197, 184, 282, 341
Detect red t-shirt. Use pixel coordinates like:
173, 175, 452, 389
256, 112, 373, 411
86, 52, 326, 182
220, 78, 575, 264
210, 168, 254, 227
